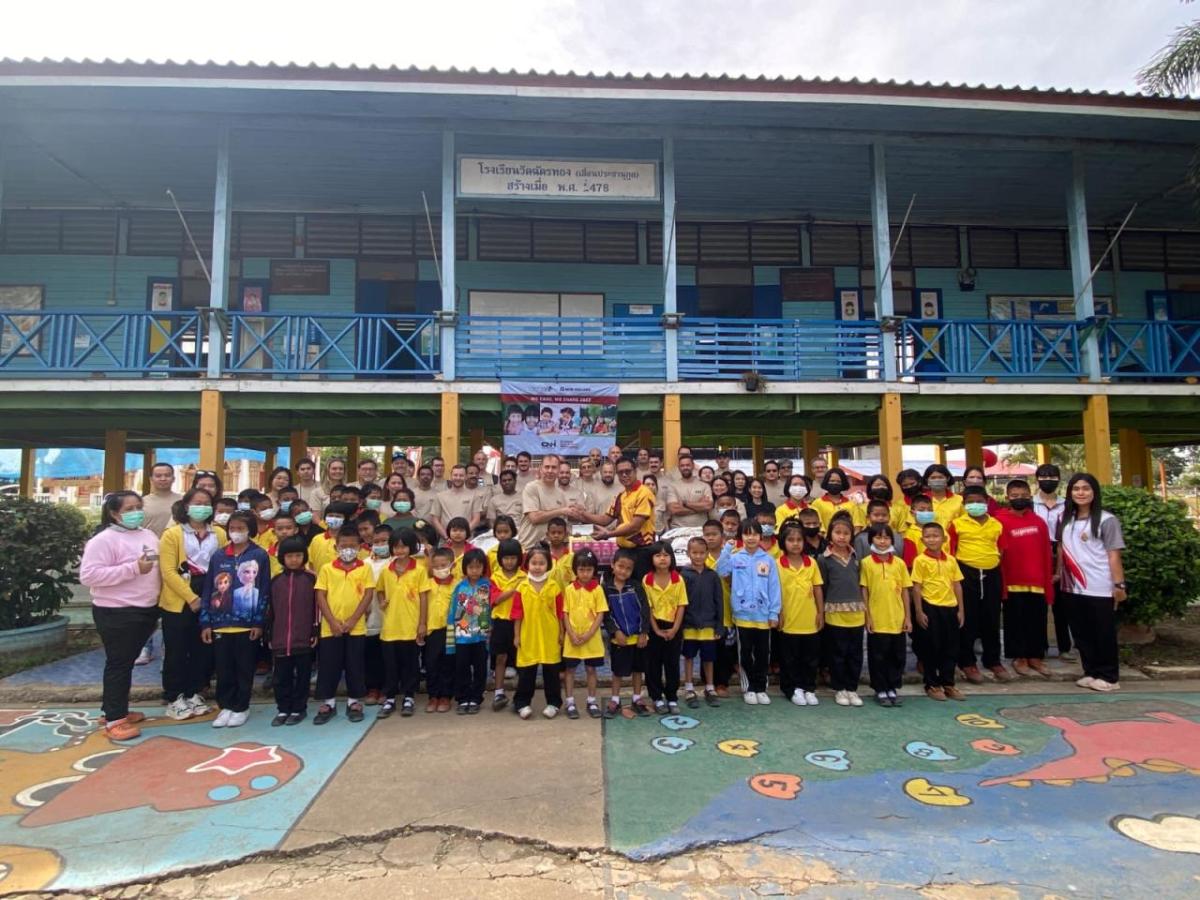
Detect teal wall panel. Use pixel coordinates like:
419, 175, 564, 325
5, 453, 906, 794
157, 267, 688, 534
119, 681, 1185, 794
915, 267, 1166, 318
0, 255, 176, 309
452, 261, 662, 316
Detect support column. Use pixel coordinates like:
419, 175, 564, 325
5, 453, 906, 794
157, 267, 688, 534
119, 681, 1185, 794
468, 429, 484, 457
662, 136, 679, 382
662, 394, 682, 466
1082, 394, 1113, 484
933, 445, 947, 466
207, 126, 232, 379
825, 447, 839, 468
751, 435, 765, 476
1118, 427, 1148, 488
1066, 150, 1101, 382
441, 393, 461, 465
964, 429, 984, 470
869, 142, 898, 382
878, 394, 904, 483
802, 430, 820, 472
199, 390, 226, 476
140, 450, 155, 495
263, 448, 277, 483
346, 437, 361, 474
18, 447, 35, 498
440, 132, 458, 381
383, 444, 395, 471
104, 429, 128, 495
1035, 443, 1052, 467
290, 429, 309, 471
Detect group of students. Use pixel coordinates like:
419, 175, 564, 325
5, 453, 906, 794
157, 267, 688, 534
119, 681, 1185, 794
80, 444, 1126, 740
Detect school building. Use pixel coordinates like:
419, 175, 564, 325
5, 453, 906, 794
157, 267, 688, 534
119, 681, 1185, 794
2, 59, 1199, 490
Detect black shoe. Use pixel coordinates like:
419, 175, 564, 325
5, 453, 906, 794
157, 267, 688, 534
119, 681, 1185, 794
704, 690, 721, 707
586, 700, 601, 719
401, 698, 415, 717
271, 713, 288, 727
347, 702, 364, 722
604, 698, 621, 719
631, 699, 651, 717
492, 693, 509, 712
889, 693, 903, 707
313, 704, 336, 725
377, 700, 395, 719
285, 712, 305, 726
685, 691, 700, 709
456, 703, 469, 715
566, 704, 580, 720
467, 702, 480, 715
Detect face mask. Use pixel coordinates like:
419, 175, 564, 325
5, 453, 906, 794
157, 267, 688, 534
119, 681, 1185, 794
325, 516, 344, 530
1038, 480, 1060, 494
902, 483, 923, 498
914, 510, 936, 525
237, 502, 251, 511
229, 530, 249, 545
187, 505, 212, 521
788, 485, 808, 500
761, 524, 775, 537
365, 498, 382, 511
393, 501, 412, 514
258, 508, 277, 521
432, 566, 453, 580
826, 482, 844, 494
869, 487, 890, 500
723, 529, 738, 539
294, 511, 313, 526
373, 544, 390, 558
214, 512, 232, 526
965, 502, 989, 517
118, 510, 145, 530
872, 544, 894, 555
280, 500, 293, 513
928, 478, 947, 491
802, 525, 822, 537
1009, 497, 1032, 511
527, 571, 549, 584
338, 547, 359, 563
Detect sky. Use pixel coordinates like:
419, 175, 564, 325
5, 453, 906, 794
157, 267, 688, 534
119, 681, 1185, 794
0, 0, 1194, 94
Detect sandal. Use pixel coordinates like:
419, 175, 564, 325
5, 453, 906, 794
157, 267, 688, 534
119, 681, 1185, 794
347, 702, 364, 722
313, 704, 336, 725
377, 700, 395, 719
685, 690, 700, 709
586, 700, 601, 719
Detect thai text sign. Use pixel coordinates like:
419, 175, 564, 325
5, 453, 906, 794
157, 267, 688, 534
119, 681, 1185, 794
459, 157, 659, 201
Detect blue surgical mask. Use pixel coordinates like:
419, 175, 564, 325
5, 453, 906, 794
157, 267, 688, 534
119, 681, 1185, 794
761, 524, 775, 537
914, 510, 936, 525
325, 515, 344, 530
393, 501, 412, 514
294, 511, 313, 526
365, 498, 382, 511
372, 544, 390, 558
186, 505, 212, 521
118, 510, 145, 530
237, 501, 251, 511
965, 502, 989, 517
280, 500, 293, 513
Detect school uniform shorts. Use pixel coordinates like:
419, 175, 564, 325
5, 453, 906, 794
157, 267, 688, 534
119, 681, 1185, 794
609, 643, 645, 677
680, 638, 718, 663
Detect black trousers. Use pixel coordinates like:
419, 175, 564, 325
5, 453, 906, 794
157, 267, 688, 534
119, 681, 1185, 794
867, 631, 906, 693
454, 642, 488, 704
645, 622, 683, 702
316, 634, 366, 702
777, 632, 819, 696
93, 604, 159, 722
1062, 591, 1120, 684
515, 662, 564, 709
160, 604, 211, 702
1052, 594, 1074, 654
958, 563, 1003, 670
631, 545, 657, 583
917, 602, 959, 688
737, 625, 771, 693
383, 639, 421, 700
213, 630, 256, 713
423, 628, 453, 698
1004, 591, 1049, 660
714, 628, 739, 688
273, 653, 313, 714
364, 635, 384, 692
826, 623, 864, 692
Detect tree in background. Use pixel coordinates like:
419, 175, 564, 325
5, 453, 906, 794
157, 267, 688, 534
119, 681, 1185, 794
1140, 3, 1200, 187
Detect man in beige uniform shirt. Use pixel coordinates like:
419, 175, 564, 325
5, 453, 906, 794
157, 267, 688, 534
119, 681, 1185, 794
485, 469, 524, 525
514, 451, 536, 490
664, 454, 714, 530
762, 459, 786, 505
410, 464, 441, 521
294, 458, 329, 519
434, 464, 481, 538
557, 460, 592, 527
142, 462, 182, 537
517, 455, 575, 550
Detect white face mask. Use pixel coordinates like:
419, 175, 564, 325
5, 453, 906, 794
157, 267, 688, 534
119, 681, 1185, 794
432, 566, 453, 579
325, 516, 344, 530
338, 547, 359, 563
788, 485, 808, 500
258, 508, 277, 521
872, 544, 894, 555
214, 512, 231, 526
228, 531, 249, 545
527, 571, 549, 584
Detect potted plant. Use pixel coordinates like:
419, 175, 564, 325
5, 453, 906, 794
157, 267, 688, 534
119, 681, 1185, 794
0, 496, 90, 657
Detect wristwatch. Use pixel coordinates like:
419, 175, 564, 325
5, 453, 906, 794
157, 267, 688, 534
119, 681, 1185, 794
1113, 581, 1127, 590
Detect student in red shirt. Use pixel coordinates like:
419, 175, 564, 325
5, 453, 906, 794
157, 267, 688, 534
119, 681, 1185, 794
996, 479, 1054, 678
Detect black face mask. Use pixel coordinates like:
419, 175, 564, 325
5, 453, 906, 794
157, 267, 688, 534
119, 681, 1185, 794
826, 482, 844, 493
1009, 497, 1033, 511
1038, 480, 1060, 494
869, 487, 890, 500
901, 483, 923, 498
802, 525, 822, 537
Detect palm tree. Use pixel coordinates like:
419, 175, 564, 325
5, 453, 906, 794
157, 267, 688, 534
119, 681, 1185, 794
1139, 4, 1200, 96
1002, 443, 1087, 473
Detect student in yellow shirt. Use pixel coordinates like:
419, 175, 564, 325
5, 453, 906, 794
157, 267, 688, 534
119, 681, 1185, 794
445, 517, 473, 579
561, 550, 609, 720
948, 484, 1008, 685
313, 528, 375, 725
252, 493, 279, 552
265, 512, 300, 578
421, 547, 458, 712
812, 467, 866, 533
512, 546, 565, 719
911, 522, 965, 702
859, 523, 912, 707
308, 502, 355, 574
546, 517, 575, 589
643, 541, 688, 715
923, 464, 964, 527
488, 539, 527, 712
374, 529, 430, 719
485, 515, 517, 574
776, 521, 825, 707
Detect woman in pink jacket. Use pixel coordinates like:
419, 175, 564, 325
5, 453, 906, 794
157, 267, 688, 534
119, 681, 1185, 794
79, 491, 163, 740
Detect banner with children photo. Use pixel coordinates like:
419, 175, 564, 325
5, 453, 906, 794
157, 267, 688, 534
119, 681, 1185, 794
501, 381, 619, 456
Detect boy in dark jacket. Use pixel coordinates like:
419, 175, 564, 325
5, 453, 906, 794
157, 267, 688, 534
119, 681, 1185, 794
266, 537, 320, 725
602, 549, 652, 719
681, 537, 724, 708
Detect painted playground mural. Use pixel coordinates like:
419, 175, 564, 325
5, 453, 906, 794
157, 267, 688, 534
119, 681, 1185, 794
0, 707, 367, 893
603, 693, 1200, 894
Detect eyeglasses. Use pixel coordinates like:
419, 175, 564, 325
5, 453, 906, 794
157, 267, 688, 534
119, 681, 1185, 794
194, 469, 217, 477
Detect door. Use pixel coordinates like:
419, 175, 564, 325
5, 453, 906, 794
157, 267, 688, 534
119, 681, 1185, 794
145, 276, 183, 368
358, 279, 418, 375
1148, 290, 1200, 374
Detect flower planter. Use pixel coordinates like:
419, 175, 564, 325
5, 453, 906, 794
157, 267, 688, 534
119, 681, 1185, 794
0, 615, 69, 658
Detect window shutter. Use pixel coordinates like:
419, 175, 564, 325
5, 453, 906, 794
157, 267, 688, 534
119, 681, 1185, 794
532, 219, 584, 261
750, 224, 801, 264
478, 218, 533, 261
306, 215, 361, 257
584, 221, 638, 263
1016, 229, 1067, 269
1165, 233, 1200, 270
234, 214, 295, 257
810, 225, 861, 266
1, 210, 61, 253
1119, 232, 1166, 271
968, 228, 1018, 268
909, 226, 960, 267
61, 211, 117, 255
128, 211, 184, 256
361, 216, 415, 257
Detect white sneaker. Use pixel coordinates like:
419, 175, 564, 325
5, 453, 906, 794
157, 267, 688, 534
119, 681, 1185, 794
211, 709, 232, 728
518, 706, 533, 720
1076, 676, 1096, 688
1089, 679, 1120, 693
848, 692, 864, 707
744, 691, 759, 705
543, 705, 559, 719
226, 710, 249, 727
165, 695, 193, 720
835, 690, 850, 707
804, 691, 819, 706
791, 689, 807, 707
185, 694, 209, 715
505, 667, 517, 680
755, 692, 771, 705
134, 648, 153, 666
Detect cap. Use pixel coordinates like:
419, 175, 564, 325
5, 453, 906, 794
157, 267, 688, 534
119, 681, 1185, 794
392, 451, 406, 460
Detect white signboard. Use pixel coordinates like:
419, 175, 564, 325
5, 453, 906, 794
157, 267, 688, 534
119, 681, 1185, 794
458, 157, 659, 201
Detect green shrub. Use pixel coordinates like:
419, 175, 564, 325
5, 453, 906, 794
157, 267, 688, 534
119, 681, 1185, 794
1101, 486, 1200, 626
0, 497, 90, 630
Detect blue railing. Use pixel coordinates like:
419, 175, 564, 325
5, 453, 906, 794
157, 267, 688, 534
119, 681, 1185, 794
1100, 320, 1200, 379
900, 319, 1084, 379
456, 316, 666, 380
679, 318, 883, 380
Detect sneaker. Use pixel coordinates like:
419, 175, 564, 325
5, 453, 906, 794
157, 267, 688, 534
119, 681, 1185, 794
378, 700, 396, 719
566, 703, 580, 720
456, 703, 469, 715
104, 718, 141, 741
990, 665, 1013, 683
212, 709, 233, 728
285, 712, 305, 725
134, 647, 153, 666
667, 701, 680, 715
505, 666, 517, 680
492, 693, 509, 712
834, 690, 851, 707
791, 689, 808, 707
704, 690, 721, 707
1089, 679, 1120, 693
755, 692, 771, 705
925, 686, 947, 701
848, 692, 863, 707
744, 691, 759, 705
226, 710, 249, 728
271, 712, 289, 727
347, 702, 365, 722
685, 690, 700, 709
467, 702, 480, 715
314, 704, 336, 725
401, 698, 415, 717
876, 692, 891, 707
165, 695, 193, 720
604, 698, 621, 719
804, 691, 819, 706
1076, 676, 1096, 689
185, 694, 210, 715
543, 705, 559, 719
889, 691, 903, 707
654, 699, 668, 713
631, 699, 651, 717
587, 700, 602, 719
944, 686, 966, 701
962, 666, 985, 685
518, 706, 533, 720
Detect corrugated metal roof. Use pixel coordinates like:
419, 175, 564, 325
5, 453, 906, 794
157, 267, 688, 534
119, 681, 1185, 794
1, 57, 1198, 112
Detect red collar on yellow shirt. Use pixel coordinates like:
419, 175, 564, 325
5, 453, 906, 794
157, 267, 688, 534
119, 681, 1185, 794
783, 499, 808, 512
923, 549, 948, 561
389, 557, 417, 575
332, 558, 364, 572
779, 554, 812, 568
870, 552, 896, 565
571, 578, 601, 591
643, 570, 682, 587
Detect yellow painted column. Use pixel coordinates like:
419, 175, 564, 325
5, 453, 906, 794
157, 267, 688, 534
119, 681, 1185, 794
140, 450, 155, 495
1145, 445, 1155, 493
878, 394, 904, 484
468, 429, 484, 457
963, 429, 984, 470
933, 445, 947, 466
291, 429, 310, 472
1035, 444, 1052, 467
802, 430, 820, 470
825, 447, 839, 469
346, 437, 361, 474
18, 447, 35, 498
751, 435, 765, 475
662, 394, 682, 468
1082, 394, 1113, 484
440, 393, 461, 465
199, 390, 226, 476
1118, 428, 1148, 488
103, 429, 128, 495
263, 447, 277, 476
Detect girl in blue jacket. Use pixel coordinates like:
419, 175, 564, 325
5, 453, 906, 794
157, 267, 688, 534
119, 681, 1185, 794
716, 520, 781, 706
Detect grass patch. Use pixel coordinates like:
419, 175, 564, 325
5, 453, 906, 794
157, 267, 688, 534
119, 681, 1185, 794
0, 628, 103, 680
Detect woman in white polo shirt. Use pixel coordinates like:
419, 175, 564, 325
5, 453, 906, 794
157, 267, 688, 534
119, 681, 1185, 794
1056, 473, 1127, 693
